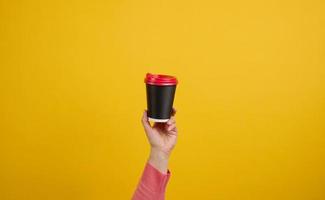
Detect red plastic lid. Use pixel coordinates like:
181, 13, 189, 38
144, 73, 178, 86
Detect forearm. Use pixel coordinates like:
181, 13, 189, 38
148, 148, 170, 174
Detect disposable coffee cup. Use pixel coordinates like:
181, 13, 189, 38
145, 73, 178, 123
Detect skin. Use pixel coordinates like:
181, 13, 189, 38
141, 108, 178, 174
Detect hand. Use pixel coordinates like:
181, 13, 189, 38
141, 108, 178, 173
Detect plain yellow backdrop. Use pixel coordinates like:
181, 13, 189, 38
1, 0, 325, 199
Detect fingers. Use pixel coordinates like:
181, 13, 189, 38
166, 111, 177, 133
169, 127, 178, 135
141, 110, 152, 132
167, 108, 177, 125
167, 116, 175, 125
167, 123, 176, 131
166, 107, 177, 132
171, 107, 177, 116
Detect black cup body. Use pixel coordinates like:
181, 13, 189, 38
146, 84, 176, 121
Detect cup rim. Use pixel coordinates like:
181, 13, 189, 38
144, 73, 178, 86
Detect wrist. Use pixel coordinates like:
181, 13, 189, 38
148, 148, 170, 174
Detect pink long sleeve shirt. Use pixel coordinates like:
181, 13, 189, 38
132, 163, 171, 200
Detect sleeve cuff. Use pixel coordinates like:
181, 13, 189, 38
140, 162, 171, 193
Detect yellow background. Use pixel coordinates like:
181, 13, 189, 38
1, 0, 325, 199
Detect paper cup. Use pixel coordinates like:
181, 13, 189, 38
145, 73, 178, 122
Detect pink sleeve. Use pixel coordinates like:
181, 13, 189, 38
132, 163, 171, 200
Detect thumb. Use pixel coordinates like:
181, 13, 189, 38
141, 110, 152, 133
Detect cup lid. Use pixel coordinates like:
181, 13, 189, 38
144, 73, 178, 86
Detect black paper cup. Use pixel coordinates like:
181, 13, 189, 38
145, 73, 178, 122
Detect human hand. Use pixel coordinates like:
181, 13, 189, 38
141, 108, 178, 173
